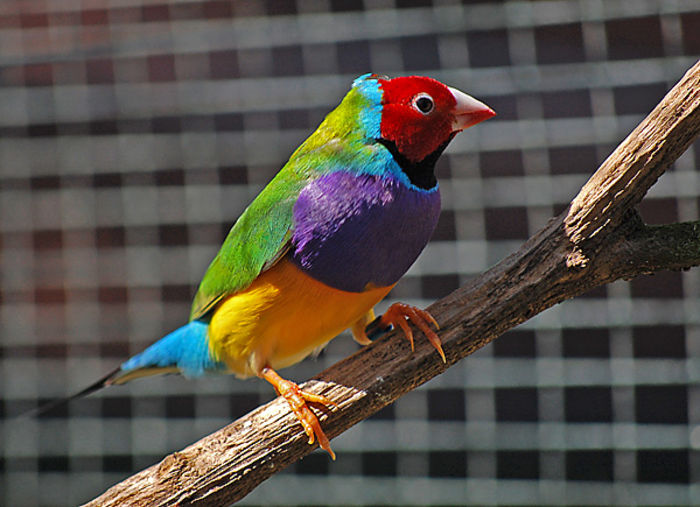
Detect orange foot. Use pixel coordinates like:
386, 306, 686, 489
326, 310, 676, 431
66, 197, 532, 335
373, 303, 445, 363
260, 366, 337, 459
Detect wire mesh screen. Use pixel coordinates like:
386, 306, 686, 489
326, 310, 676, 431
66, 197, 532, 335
1, 1, 699, 505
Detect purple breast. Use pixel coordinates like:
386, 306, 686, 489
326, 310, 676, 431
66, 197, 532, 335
290, 171, 440, 292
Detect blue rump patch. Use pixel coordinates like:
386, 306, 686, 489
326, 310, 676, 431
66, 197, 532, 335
121, 320, 227, 377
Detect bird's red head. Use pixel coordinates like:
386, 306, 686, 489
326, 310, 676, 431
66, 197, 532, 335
377, 75, 495, 163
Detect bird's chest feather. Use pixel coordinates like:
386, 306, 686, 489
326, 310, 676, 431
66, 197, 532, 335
290, 171, 440, 292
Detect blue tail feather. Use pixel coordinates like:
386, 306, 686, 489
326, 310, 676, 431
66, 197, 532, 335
121, 320, 228, 378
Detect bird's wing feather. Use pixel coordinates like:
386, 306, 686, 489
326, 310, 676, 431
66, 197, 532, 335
189, 85, 372, 322
189, 166, 307, 321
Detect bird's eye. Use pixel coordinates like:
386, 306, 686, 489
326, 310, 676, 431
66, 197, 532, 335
412, 94, 434, 114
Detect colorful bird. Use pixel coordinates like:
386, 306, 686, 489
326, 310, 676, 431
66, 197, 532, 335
37, 74, 495, 458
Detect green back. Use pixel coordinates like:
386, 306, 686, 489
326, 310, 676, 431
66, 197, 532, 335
189, 79, 381, 321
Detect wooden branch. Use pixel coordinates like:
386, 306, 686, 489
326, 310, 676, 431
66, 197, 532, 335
605, 213, 700, 279
85, 60, 700, 507
565, 58, 700, 245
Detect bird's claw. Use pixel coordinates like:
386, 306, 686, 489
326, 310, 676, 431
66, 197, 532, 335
261, 367, 337, 459
371, 303, 445, 362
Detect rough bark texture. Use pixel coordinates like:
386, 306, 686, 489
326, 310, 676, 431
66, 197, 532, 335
85, 59, 700, 507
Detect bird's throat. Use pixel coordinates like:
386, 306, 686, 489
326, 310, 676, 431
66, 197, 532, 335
377, 135, 455, 190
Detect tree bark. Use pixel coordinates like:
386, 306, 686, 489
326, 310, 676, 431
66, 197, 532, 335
85, 59, 700, 507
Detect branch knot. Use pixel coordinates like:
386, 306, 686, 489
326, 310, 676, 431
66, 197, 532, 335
565, 246, 589, 269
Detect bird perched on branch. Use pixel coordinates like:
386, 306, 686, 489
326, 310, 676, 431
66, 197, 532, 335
36, 74, 494, 458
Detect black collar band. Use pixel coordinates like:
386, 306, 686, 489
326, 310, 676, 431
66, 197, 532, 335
377, 135, 454, 190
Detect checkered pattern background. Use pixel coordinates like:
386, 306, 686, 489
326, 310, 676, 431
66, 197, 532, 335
1, 1, 699, 505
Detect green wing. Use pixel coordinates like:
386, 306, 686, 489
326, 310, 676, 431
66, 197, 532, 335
189, 168, 305, 321
189, 82, 373, 321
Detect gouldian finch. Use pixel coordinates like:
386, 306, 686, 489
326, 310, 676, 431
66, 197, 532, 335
37, 74, 495, 458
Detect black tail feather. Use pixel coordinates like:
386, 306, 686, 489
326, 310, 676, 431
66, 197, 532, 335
17, 366, 123, 419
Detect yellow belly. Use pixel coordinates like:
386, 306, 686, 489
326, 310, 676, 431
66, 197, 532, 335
207, 259, 393, 377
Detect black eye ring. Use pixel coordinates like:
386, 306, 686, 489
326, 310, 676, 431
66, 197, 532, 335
413, 94, 434, 114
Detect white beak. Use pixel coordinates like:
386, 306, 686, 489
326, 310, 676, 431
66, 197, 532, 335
448, 86, 496, 131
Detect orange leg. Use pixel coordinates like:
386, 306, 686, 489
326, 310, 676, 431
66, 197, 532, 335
376, 303, 445, 363
260, 366, 337, 459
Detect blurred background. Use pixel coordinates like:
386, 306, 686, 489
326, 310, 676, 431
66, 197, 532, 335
1, 0, 699, 505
